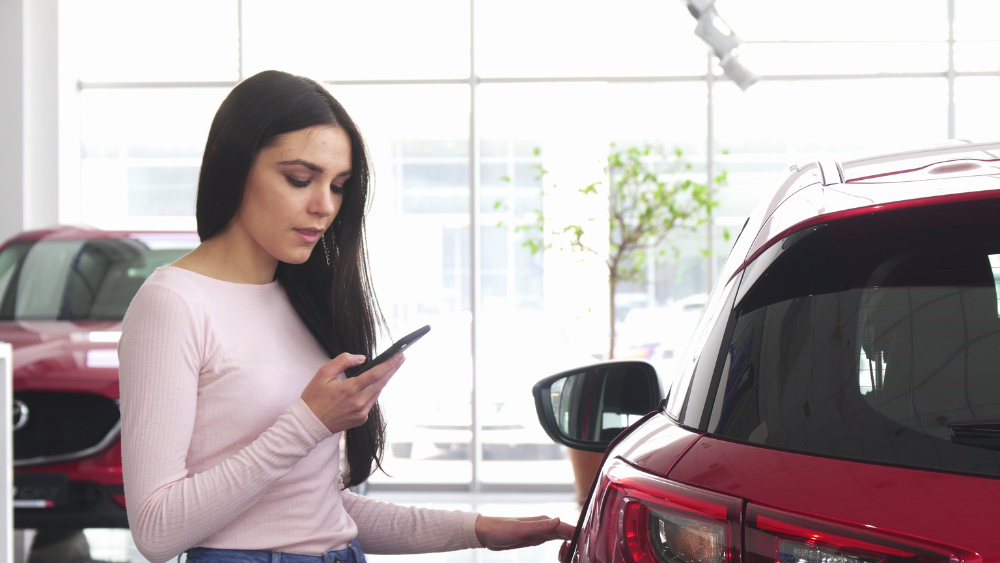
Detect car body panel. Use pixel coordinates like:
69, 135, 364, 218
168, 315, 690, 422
0, 227, 197, 530
3, 322, 123, 399
610, 413, 702, 477
16, 441, 124, 486
567, 411, 703, 563
554, 142, 1000, 563
668, 436, 1000, 559
841, 142, 1000, 181
744, 175, 1000, 277
6, 227, 198, 243
727, 142, 1000, 285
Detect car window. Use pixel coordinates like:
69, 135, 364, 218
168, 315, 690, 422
664, 275, 739, 426
709, 217, 1000, 477
0, 236, 195, 321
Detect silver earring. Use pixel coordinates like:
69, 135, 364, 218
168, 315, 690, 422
322, 233, 330, 266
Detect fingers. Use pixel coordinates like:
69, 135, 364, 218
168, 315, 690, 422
303, 352, 406, 434
517, 516, 553, 522
556, 521, 576, 539
482, 517, 572, 551
528, 517, 561, 534
323, 352, 367, 380
352, 352, 405, 394
525, 517, 574, 541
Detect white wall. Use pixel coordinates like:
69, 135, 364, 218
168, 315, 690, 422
0, 342, 13, 563
0, 0, 61, 244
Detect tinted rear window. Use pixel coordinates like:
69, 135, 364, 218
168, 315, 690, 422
710, 216, 1000, 477
0, 236, 195, 321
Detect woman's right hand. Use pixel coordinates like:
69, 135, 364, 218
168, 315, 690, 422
301, 352, 405, 434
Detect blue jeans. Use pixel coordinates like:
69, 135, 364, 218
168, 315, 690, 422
183, 539, 366, 563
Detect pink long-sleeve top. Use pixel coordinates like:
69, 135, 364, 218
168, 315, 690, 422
118, 266, 481, 563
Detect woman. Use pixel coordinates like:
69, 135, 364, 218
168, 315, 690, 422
118, 70, 574, 563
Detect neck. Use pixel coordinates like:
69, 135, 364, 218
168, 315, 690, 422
192, 224, 279, 285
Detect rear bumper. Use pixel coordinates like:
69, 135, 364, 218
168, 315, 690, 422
14, 481, 128, 530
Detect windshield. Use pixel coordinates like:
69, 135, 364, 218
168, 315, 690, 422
710, 216, 1000, 478
0, 235, 195, 321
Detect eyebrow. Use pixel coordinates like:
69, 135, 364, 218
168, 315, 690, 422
278, 159, 352, 177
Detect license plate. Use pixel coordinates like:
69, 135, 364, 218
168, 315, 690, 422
13, 473, 68, 508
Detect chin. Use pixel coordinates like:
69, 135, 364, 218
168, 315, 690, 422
277, 248, 315, 265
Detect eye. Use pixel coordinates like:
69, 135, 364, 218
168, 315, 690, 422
331, 184, 346, 195
285, 175, 310, 188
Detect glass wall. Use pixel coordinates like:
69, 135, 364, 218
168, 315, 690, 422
65, 0, 1000, 490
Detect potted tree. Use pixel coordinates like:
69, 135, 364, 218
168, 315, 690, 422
517, 143, 723, 503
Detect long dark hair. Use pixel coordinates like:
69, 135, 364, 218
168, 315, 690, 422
196, 70, 385, 487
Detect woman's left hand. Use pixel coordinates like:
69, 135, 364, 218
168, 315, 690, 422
474, 515, 576, 551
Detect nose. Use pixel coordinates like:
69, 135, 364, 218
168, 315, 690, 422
309, 187, 339, 218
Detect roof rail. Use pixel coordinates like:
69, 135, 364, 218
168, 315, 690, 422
816, 159, 844, 186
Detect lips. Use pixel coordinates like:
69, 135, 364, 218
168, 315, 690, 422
295, 228, 322, 243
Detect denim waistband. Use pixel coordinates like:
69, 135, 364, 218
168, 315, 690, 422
183, 538, 366, 563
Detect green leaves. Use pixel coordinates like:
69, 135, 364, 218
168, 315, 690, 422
514, 143, 724, 290
504, 142, 727, 358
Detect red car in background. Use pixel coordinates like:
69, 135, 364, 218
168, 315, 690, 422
0, 228, 197, 539
534, 142, 1000, 563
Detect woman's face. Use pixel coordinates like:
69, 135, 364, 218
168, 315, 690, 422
234, 124, 352, 265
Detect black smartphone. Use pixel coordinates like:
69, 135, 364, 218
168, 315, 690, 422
345, 325, 430, 377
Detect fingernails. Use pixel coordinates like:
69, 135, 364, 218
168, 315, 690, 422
394, 352, 404, 362
354, 354, 366, 363
549, 517, 559, 525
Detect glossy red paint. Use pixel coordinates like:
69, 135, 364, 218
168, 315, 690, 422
2, 321, 125, 484
611, 413, 704, 476
109, 493, 127, 509
733, 184, 1000, 284
1, 226, 197, 530
599, 460, 742, 563
560, 143, 1000, 563
567, 417, 704, 563
747, 505, 976, 563
667, 436, 1000, 560
2, 322, 123, 399
17, 441, 123, 486
721, 141, 1000, 285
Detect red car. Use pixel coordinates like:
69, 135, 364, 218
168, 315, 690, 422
534, 142, 1000, 563
0, 228, 197, 537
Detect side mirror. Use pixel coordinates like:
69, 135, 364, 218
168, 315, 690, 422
532, 361, 662, 453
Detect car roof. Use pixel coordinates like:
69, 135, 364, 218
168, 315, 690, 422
4, 226, 198, 244
723, 141, 1000, 283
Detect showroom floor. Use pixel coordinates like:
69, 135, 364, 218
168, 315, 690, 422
76, 491, 580, 563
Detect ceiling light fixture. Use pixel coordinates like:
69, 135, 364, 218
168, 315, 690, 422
682, 0, 758, 91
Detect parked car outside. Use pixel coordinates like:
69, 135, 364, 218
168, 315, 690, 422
534, 142, 1000, 563
613, 293, 707, 383
0, 227, 198, 552
385, 310, 594, 466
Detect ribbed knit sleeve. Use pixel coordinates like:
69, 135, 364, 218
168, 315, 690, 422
118, 281, 333, 563
342, 490, 483, 554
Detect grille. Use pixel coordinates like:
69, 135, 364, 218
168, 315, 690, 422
13, 391, 120, 462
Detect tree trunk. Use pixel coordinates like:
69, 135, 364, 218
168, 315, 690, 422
609, 275, 616, 360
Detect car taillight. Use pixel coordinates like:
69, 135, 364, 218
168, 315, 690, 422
746, 505, 972, 563
579, 461, 975, 563
596, 460, 741, 563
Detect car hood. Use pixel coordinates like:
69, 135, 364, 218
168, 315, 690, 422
0, 320, 123, 398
